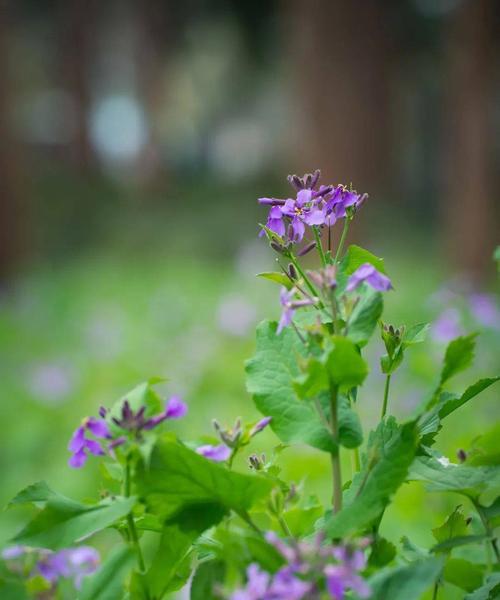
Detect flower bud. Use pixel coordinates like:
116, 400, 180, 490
297, 241, 317, 256
457, 449, 467, 463
270, 241, 285, 254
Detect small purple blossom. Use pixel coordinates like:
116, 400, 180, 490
231, 563, 270, 600
196, 444, 231, 462
1, 545, 26, 560
68, 417, 111, 469
346, 263, 393, 293
280, 189, 326, 242
324, 185, 367, 226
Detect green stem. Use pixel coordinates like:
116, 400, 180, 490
288, 252, 319, 299
381, 374, 392, 419
278, 515, 294, 539
238, 510, 264, 537
334, 218, 350, 264
352, 447, 361, 475
473, 499, 500, 563
124, 459, 146, 574
432, 582, 439, 600
313, 226, 327, 267
329, 382, 342, 513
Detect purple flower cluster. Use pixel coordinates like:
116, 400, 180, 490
346, 263, 393, 293
68, 396, 187, 468
230, 534, 370, 600
2, 545, 99, 590
196, 416, 272, 462
259, 170, 366, 244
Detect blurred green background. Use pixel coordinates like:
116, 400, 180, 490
0, 1, 499, 598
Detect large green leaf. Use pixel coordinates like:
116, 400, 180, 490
409, 451, 500, 497
6, 481, 61, 508
78, 546, 135, 600
341, 245, 388, 276
464, 573, 500, 600
138, 434, 272, 520
440, 334, 477, 385
347, 288, 383, 347
245, 320, 334, 452
11, 496, 136, 550
431, 506, 468, 545
367, 557, 443, 600
324, 418, 418, 538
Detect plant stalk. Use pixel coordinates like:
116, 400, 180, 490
329, 383, 342, 513
124, 458, 146, 574
288, 252, 319, 299
313, 226, 327, 267
334, 218, 350, 264
380, 374, 392, 419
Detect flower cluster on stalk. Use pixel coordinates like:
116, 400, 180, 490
67, 395, 187, 468
230, 534, 370, 600
259, 170, 366, 244
2, 545, 99, 590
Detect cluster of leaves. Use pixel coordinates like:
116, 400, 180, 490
2, 174, 499, 600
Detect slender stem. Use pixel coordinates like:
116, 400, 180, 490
124, 459, 146, 574
380, 374, 392, 419
432, 583, 439, 600
352, 447, 361, 475
288, 252, 319, 299
334, 218, 350, 264
328, 226, 332, 254
472, 499, 500, 562
278, 515, 294, 539
329, 382, 342, 513
238, 510, 264, 537
313, 226, 327, 267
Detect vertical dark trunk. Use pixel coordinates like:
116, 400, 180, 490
441, 0, 497, 281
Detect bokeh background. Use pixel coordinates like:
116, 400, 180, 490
1, 0, 499, 597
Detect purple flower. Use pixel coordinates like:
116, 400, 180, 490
268, 567, 312, 599
346, 263, 393, 293
277, 287, 315, 334
68, 417, 111, 469
431, 308, 463, 342
324, 185, 367, 226
261, 206, 287, 238
231, 564, 270, 600
280, 189, 325, 242
117, 396, 188, 431
37, 546, 100, 589
196, 444, 232, 462
469, 293, 500, 329
1, 545, 26, 560
249, 416, 272, 437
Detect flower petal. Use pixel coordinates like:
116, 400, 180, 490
86, 418, 111, 439
68, 426, 86, 452
196, 444, 231, 462
84, 439, 105, 456
68, 448, 87, 469
165, 396, 188, 419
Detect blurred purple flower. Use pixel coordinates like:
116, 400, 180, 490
28, 362, 75, 404
231, 564, 270, 600
469, 293, 500, 329
1, 545, 26, 560
142, 396, 188, 429
196, 444, 231, 462
346, 263, 393, 293
431, 308, 463, 343
68, 417, 111, 469
217, 294, 257, 337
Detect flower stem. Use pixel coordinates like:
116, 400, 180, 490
238, 510, 264, 537
352, 447, 361, 475
334, 218, 350, 264
380, 374, 391, 420
472, 498, 500, 563
313, 226, 327, 267
288, 252, 319, 299
278, 515, 294, 539
329, 382, 342, 513
124, 458, 146, 574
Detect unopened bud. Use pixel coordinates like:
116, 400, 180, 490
297, 241, 317, 257
99, 406, 107, 418
270, 241, 285, 254
248, 453, 265, 471
457, 449, 467, 463
288, 263, 298, 281
310, 169, 321, 189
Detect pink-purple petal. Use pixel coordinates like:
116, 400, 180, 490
86, 417, 111, 439
68, 448, 88, 469
68, 426, 86, 453
196, 444, 231, 462
84, 439, 105, 456
165, 396, 188, 419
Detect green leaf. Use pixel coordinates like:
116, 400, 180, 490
419, 377, 499, 445
443, 558, 484, 592
324, 419, 418, 538
78, 546, 135, 600
403, 323, 429, 346
409, 451, 500, 497
341, 245, 388, 275
11, 496, 136, 550
110, 379, 164, 424
138, 434, 272, 520
368, 537, 397, 568
256, 272, 293, 289
6, 481, 60, 508
431, 535, 489, 554
367, 557, 443, 600
440, 334, 477, 385
190, 560, 226, 600
468, 423, 500, 466
0, 579, 28, 600
281, 504, 323, 538
246, 320, 335, 452
337, 395, 363, 449
324, 336, 369, 390
464, 573, 500, 600
347, 288, 383, 347
432, 506, 468, 545
400, 536, 428, 562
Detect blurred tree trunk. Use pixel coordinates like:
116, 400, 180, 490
0, 6, 24, 278
287, 0, 392, 192
57, 0, 96, 170
441, 0, 497, 281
